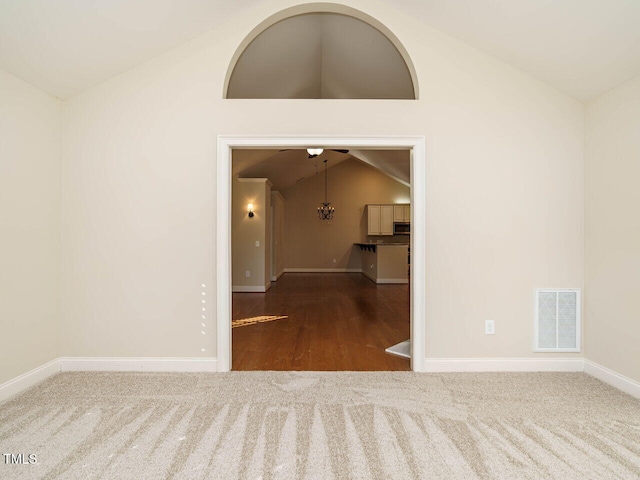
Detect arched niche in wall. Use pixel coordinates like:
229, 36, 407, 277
224, 4, 418, 99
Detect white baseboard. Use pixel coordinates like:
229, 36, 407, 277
4, 356, 638, 402
232, 285, 270, 292
60, 357, 219, 373
0, 358, 61, 402
584, 359, 640, 399
284, 268, 361, 273
423, 357, 585, 373
361, 270, 376, 282
377, 278, 409, 284
280, 269, 404, 284
270, 270, 285, 282
360, 271, 407, 284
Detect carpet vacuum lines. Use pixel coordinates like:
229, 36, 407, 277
0, 371, 639, 479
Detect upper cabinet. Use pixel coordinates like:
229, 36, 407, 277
367, 205, 394, 235
368, 204, 411, 235
393, 204, 411, 222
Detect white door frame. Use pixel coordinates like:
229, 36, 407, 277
216, 135, 426, 372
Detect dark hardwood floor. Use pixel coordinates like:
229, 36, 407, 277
232, 273, 410, 371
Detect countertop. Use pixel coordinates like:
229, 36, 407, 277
354, 242, 409, 246
354, 242, 409, 251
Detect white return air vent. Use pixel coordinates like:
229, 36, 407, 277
534, 289, 581, 352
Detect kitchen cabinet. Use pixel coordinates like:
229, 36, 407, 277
393, 204, 411, 222
367, 205, 394, 235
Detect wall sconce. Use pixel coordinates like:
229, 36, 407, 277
247, 203, 254, 218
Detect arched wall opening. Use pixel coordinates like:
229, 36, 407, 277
224, 3, 419, 99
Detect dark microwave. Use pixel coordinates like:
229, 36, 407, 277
393, 222, 410, 235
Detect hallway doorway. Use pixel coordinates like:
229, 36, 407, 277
216, 136, 426, 372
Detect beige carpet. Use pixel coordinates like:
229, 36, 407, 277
1, 372, 639, 479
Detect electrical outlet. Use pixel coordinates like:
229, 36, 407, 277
332, 258, 337, 264
255, 240, 260, 247
485, 320, 495, 335
245, 271, 250, 278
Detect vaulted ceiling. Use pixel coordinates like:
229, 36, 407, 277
1, 1, 639, 101
233, 149, 410, 191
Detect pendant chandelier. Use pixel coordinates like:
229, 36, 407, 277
317, 159, 335, 220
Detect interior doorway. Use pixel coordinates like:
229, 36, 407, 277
216, 136, 426, 372
231, 147, 411, 370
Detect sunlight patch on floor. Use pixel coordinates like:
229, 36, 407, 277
232, 315, 288, 328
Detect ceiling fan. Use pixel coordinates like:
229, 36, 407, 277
279, 148, 349, 158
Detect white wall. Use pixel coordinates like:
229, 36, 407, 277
60, 0, 584, 361
0, 69, 61, 383
232, 178, 271, 290
282, 159, 410, 270
271, 191, 285, 280
585, 74, 640, 383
